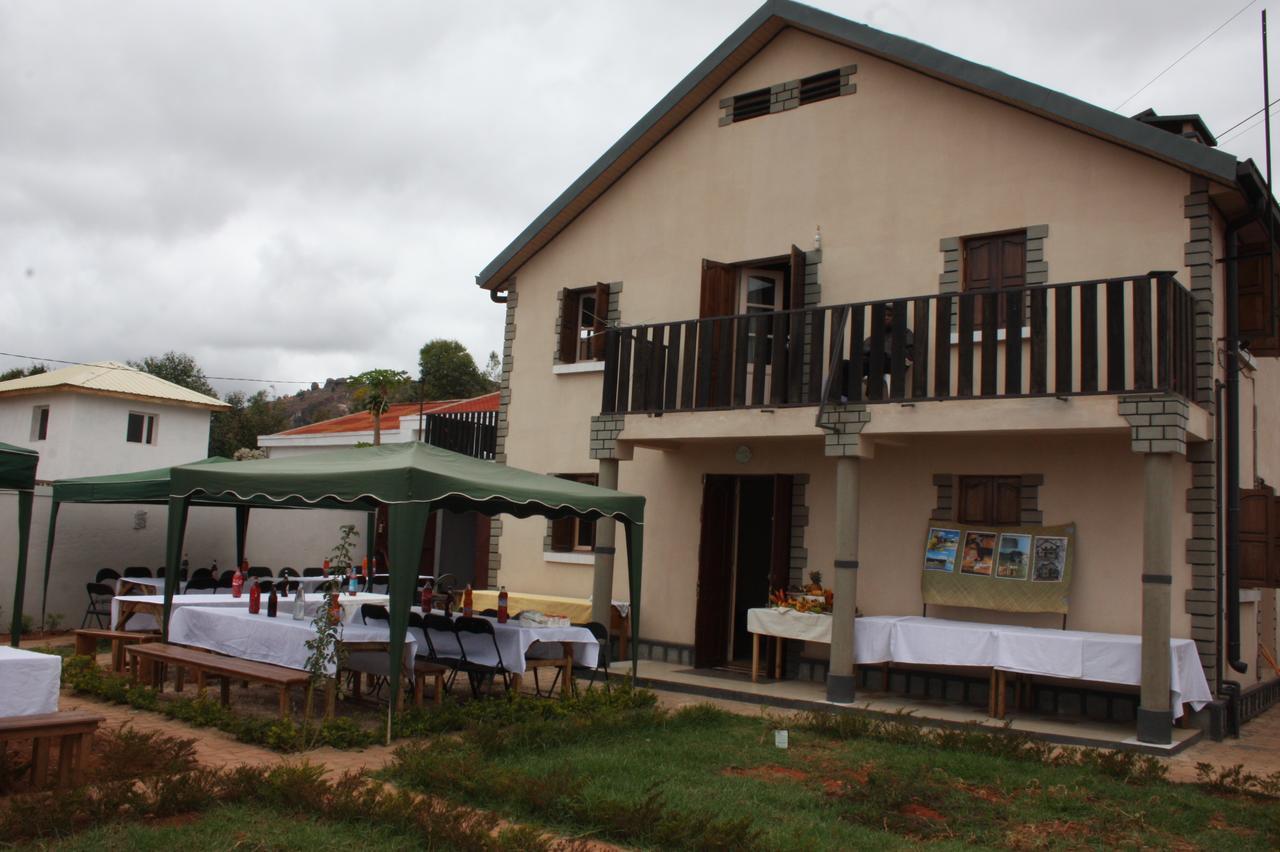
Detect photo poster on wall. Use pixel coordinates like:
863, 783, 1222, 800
921, 523, 1075, 614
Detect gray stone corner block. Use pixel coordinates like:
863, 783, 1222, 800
840, 64, 858, 75
1026, 224, 1049, 239
939, 236, 961, 252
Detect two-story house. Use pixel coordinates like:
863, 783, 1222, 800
476, 1, 1280, 743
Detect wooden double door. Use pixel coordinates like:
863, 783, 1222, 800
694, 474, 793, 669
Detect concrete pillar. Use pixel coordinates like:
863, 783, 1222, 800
591, 458, 620, 626
827, 455, 860, 703
1138, 451, 1174, 744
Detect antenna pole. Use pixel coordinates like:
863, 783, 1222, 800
1265, 10, 1276, 337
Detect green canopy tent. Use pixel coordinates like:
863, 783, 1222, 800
163, 442, 645, 722
2, 442, 39, 646
38, 457, 273, 625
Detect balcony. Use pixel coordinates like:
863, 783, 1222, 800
600, 273, 1197, 418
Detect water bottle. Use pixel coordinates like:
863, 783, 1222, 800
292, 586, 307, 620
347, 572, 359, 597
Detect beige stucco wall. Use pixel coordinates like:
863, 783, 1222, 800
496, 27, 1218, 650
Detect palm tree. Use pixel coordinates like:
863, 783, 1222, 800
349, 369, 410, 445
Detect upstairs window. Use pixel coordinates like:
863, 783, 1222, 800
731, 87, 771, 122
126, 412, 157, 445
31, 405, 49, 441
558, 283, 610, 364
549, 474, 598, 552
798, 69, 840, 104
957, 475, 1021, 526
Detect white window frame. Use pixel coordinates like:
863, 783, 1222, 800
31, 405, 49, 441
126, 411, 158, 445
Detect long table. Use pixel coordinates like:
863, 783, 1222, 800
467, 590, 631, 658
0, 646, 61, 717
168, 605, 415, 675
113, 591, 390, 631
746, 610, 1212, 719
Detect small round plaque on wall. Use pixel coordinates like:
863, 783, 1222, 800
735, 445, 752, 464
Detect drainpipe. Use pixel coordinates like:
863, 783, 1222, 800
1214, 379, 1225, 699
1225, 224, 1249, 675
489, 288, 509, 304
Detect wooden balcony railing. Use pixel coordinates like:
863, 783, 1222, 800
599, 272, 1196, 416
421, 411, 497, 459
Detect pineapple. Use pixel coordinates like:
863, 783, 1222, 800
805, 570, 824, 594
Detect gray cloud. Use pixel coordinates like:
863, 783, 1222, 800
0, 0, 1272, 398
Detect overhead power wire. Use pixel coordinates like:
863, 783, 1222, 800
0, 350, 312, 385
1218, 95, 1280, 143
1113, 0, 1258, 112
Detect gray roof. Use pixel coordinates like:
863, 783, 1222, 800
476, 0, 1241, 290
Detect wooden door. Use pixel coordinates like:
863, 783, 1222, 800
770, 474, 793, 592
695, 475, 736, 668
964, 231, 1026, 325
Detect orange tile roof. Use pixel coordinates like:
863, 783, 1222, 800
275, 391, 499, 437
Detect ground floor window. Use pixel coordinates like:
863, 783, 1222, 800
126, 411, 157, 445
549, 474, 598, 551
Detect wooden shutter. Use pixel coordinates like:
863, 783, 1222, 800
964, 238, 995, 292
591, 282, 610, 360
789, 245, 806, 310
993, 477, 1022, 525
997, 233, 1027, 290
1238, 244, 1277, 355
559, 288, 581, 363
1272, 496, 1280, 588
695, 475, 736, 668
472, 513, 491, 589
1240, 487, 1272, 587
699, 260, 736, 318
549, 517, 575, 552
957, 476, 991, 525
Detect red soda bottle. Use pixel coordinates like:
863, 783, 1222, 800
322, 558, 330, 576
462, 584, 473, 617
497, 586, 509, 623
420, 584, 431, 613
328, 592, 342, 624
267, 586, 278, 617
248, 580, 262, 614
231, 563, 245, 598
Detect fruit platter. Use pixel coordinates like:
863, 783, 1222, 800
769, 572, 834, 614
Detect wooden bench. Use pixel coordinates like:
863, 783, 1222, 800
0, 710, 104, 789
73, 628, 159, 673
125, 643, 311, 718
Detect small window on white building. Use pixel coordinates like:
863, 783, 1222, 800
31, 406, 49, 441
126, 412, 157, 445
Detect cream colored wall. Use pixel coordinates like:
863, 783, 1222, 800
498, 26, 1210, 640
498, 431, 1191, 646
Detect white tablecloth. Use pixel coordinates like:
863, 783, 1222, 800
111, 591, 389, 631
745, 610, 1212, 718
0, 646, 61, 717
116, 576, 165, 595
412, 609, 599, 675
112, 592, 249, 631
168, 606, 416, 674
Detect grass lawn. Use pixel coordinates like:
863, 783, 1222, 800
384, 703, 1280, 851
11, 804, 426, 852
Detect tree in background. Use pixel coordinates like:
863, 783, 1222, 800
483, 350, 502, 385
128, 351, 217, 397
0, 363, 49, 382
209, 390, 290, 458
418, 339, 496, 400
349, 368, 410, 445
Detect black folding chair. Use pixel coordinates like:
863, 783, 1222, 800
215, 570, 236, 593
184, 575, 218, 593
453, 616, 512, 697
302, 567, 324, 577
279, 567, 299, 579
360, 603, 390, 625
275, 579, 300, 595
95, 568, 120, 584
123, 566, 151, 578
81, 582, 114, 628
248, 566, 273, 579
407, 611, 451, 702
369, 574, 390, 595
421, 613, 465, 692
568, 622, 611, 696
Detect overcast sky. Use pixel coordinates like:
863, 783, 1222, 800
0, 0, 1274, 398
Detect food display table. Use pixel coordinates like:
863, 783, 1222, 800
168, 605, 415, 674
467, 591, 631, 658
746, 611, 1212, 719
0, 646, 61, 717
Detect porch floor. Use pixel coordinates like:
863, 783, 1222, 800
613, 658, 1204, 755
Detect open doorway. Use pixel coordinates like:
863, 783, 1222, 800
694, 474, 792, 670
